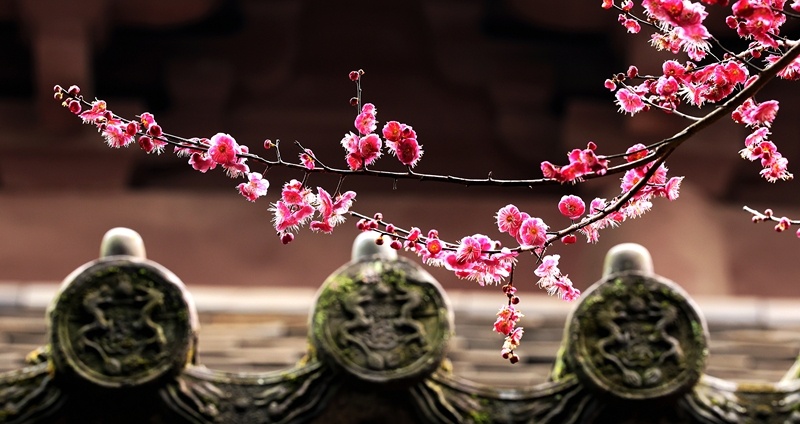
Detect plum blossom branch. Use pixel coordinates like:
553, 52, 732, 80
51, 0, 800, 364
744, 205, 800, 236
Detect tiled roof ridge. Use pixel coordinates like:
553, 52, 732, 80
0, 281, 796, 327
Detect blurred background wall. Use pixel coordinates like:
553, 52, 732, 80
0, 0, 799, 297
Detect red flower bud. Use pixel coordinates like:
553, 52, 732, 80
138, 136, 154, 153
147, 124, 162, 138
125, 122, 139, 136
67, 99, 81, 114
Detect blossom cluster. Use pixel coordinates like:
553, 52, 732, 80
534, 255, 580, 302
608, 58, 749, 116
341, 75, 423, 171
604, 1, 796, 185
494, 287, 524, 364
54, 85, 363, 249
270, 180, 357, 243
362, 218, 519, 287
746, 206, 800, 238
580, 145, 683, 243
605, 0, 712, 60
540, 142, 610, 183
733, 98, 792, 182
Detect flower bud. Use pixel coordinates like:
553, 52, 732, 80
561, 234, 578, 244
138, 136, 154, 153
280, 233, 294, 244
67, 99, 81, 114
775, 217, 791, 232
125, 121, 139, 136
349, 71, 360, 81
67, 85, 80, 96
147, 124, 163, 138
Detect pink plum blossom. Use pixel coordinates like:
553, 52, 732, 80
618, 14, 641, 33
394, 137, 423, 168
79, 100, 108, 124
188, 152, 216, 173
664, 176, 684, 200
517, 217, 548, 248
207, 133, 240, 166
493, 304, 523, 335
139, 112, 157, 130
310, 187, 357, 233
102, 123, 134, 148
281, 179, 313, 205
354, 103, 377, 135
732, 98, 779, 127
625, 143, 649, 162
535, 254, 560, 278
237, 172, 269, 202
505, 327, 524, 348
496, 204, 525, 236
300, 149, 316, 170
382, 121, 403, 144
534, 254, 581, 301
341, 132, 383, 170
558, 195, 586, 219
456, 235, 483, 264
615, 88, 646, 115
359, 134, 383, 166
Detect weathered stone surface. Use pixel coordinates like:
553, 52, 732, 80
47, 256, 198, 388
310, 255, 454, 385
